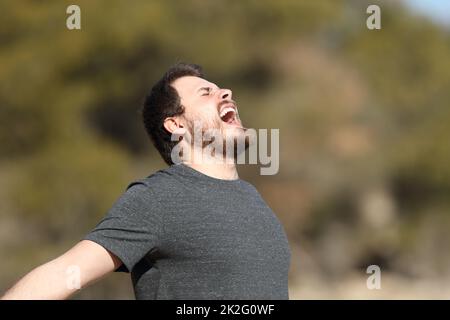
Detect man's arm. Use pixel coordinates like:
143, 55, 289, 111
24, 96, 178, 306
1, 240, 122, 300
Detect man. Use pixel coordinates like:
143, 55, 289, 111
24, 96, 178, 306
1, 63, 291, 300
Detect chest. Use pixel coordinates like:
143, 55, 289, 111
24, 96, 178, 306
160, 192, 290, 264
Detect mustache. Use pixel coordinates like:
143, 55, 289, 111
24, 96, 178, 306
217, 99, 237, 110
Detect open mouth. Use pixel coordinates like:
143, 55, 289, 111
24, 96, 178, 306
219, 104, 240, 126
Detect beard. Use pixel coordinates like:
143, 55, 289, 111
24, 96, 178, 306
182, 115, 251, 162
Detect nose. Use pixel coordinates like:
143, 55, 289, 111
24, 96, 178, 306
219, 88, 232, 101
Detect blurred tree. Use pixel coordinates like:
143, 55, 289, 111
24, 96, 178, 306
1, 0, 450, 298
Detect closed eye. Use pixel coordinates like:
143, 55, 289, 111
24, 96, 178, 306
199, 87, 212, 96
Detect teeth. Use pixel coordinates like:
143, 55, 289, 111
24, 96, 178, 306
220, 106, 235, 118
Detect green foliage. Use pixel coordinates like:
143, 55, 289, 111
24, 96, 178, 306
1, 0, 450, 298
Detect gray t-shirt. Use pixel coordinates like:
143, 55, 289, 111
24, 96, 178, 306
83, 163, 291, 299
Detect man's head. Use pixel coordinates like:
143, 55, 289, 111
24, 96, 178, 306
143, 63, 246, 165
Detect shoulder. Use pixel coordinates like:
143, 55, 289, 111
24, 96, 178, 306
238, 179, 261, 195
108, 168, 178, 216
125, 166, 181, 194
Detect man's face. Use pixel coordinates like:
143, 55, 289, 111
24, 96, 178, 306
171, 76, 245, 143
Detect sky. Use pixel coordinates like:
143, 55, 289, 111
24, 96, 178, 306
404, 0, 450, 27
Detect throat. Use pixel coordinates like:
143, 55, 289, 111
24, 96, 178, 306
183, 162, 239, 181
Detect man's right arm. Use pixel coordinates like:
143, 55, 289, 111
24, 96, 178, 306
0, 240, 122, 300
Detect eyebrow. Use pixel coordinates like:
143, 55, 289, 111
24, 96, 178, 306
197, 86, 212, 93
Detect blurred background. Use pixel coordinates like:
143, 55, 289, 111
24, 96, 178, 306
1, 0, 450, 299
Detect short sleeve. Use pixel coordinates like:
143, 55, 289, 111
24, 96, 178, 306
83, 181, 163, 273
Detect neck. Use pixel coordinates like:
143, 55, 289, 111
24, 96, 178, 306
179, 144, 239, 180
183, 161, 239, 180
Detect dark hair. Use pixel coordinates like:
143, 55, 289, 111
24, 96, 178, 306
142, 63, 204, 165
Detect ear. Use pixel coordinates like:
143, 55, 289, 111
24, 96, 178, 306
163, 117, 184, 134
